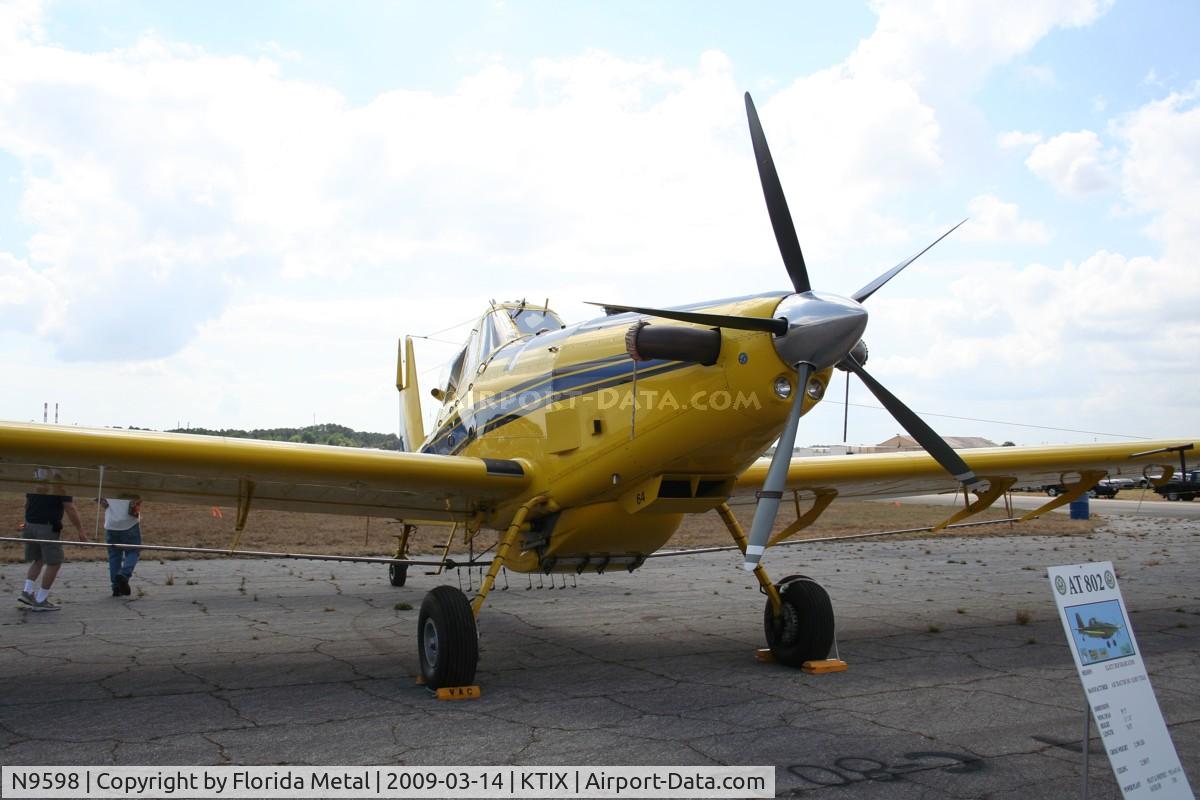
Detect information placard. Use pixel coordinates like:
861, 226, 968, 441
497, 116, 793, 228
1049, 561, 1193, 798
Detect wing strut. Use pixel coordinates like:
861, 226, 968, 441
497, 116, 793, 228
932, 476, 1016, 531
767, 489, 839, 547
1019, 470, 1106, 521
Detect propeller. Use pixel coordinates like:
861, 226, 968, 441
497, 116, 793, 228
744, 363, 813, 570
850, 218, 968, 303
842, 372, 850, 443
595, 91, 974, 572
746, 92, 811, 294
587, 302, 787, 335
738, 95, 976, 571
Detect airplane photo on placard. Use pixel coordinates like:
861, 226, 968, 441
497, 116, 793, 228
1068, 599, 1135, 666
2, 93, 1198, 691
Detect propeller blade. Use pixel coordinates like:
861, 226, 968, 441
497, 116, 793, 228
587, 302, 788, 335
842, 356, 980, 489
850, 219, 968, 303
744, 364, 813, 571
842, 372, 850, 443
745, 92, 811, 294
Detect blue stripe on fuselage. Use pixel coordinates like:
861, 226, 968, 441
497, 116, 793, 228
420, 357, 691, 455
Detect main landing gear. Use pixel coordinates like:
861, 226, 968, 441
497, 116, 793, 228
418, 585, 479, 687
413, 497, 546, 689
716, 502, 835, 666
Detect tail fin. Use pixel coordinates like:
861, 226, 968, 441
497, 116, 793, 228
1075, 613, 1084, 630
396, 336, 425, 453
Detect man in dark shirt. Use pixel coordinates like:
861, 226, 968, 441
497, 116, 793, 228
21, 492, 88, 611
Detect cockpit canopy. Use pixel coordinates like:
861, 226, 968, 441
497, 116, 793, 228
443, 302, 565, 399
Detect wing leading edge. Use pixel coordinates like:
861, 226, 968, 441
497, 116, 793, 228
734, 440, 1200, 499
0, 422, 531, 521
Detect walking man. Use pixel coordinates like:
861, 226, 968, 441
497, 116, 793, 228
101, 496, 142, 596
21, 490, 88, 611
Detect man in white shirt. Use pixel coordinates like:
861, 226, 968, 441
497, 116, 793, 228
102, 497, 142, 597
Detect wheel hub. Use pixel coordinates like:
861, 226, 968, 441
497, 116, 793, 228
778, 600, 801, 645
422, 618, 439, 666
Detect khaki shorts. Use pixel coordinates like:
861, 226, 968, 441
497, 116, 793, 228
23, 522, 65, 566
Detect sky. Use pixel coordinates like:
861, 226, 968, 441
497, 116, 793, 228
0, 0, 1197, 448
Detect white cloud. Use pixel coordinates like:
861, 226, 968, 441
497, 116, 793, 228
959, 194, 1050, 243
1016, 64, 1057, 87
849, 0, 1109, 92
0, 0, 43, 50
0, 2, 1121, 367
1025, 130, 1114, 194
997, 130, 1043, 149
863, 247, 1198, 440
757, 2, 1112, 260
0, 251, 58, 332
756, 68, 942, 252
0, 34, 770, 363
1115, 85, 1200, 258
865, 81, 1200, 438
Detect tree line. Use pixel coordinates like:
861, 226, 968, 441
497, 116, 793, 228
167, 423, 402, 450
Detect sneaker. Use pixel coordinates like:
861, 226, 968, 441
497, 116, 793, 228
112, 586, 121, 597
29, 597, 61, 612
116, 575, 131, 596
17, 591, 35, 607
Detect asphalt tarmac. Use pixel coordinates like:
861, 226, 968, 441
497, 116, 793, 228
2, 514, 1197, 798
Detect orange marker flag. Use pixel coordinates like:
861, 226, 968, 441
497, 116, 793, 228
211, 506, 224, 519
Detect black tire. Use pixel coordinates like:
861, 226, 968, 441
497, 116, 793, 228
763, 577, 834, 667
388, 562, 408, 587
1185, 494, 1196, 502
1167, 493, 1180, 501
418, 585, 478, 689
1046, 487, 1059, 497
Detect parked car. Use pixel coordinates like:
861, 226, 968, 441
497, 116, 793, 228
1154, 468, 1200, 501
1043, 482, 1118, 499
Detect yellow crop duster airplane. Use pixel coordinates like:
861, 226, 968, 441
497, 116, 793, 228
1, 94, 1196, 690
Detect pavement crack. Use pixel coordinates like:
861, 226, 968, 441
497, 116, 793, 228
202, 733, 234, 763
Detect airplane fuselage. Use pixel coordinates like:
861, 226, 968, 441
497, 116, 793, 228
419, 293, 831, 572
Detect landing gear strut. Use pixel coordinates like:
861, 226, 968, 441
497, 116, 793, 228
389, 523, 415, 587
715, 502, 835, 668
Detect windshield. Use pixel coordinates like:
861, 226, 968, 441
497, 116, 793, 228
509, 307, 564, 336
439, 304, 564, 402
478, 309, 519, 359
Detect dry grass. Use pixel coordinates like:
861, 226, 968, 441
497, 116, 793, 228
672, 495, 1095, 549
1, 490, 1097, 564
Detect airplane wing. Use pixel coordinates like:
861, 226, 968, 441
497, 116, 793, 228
0, 422, 531, 521
734, 440, 1199, 500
